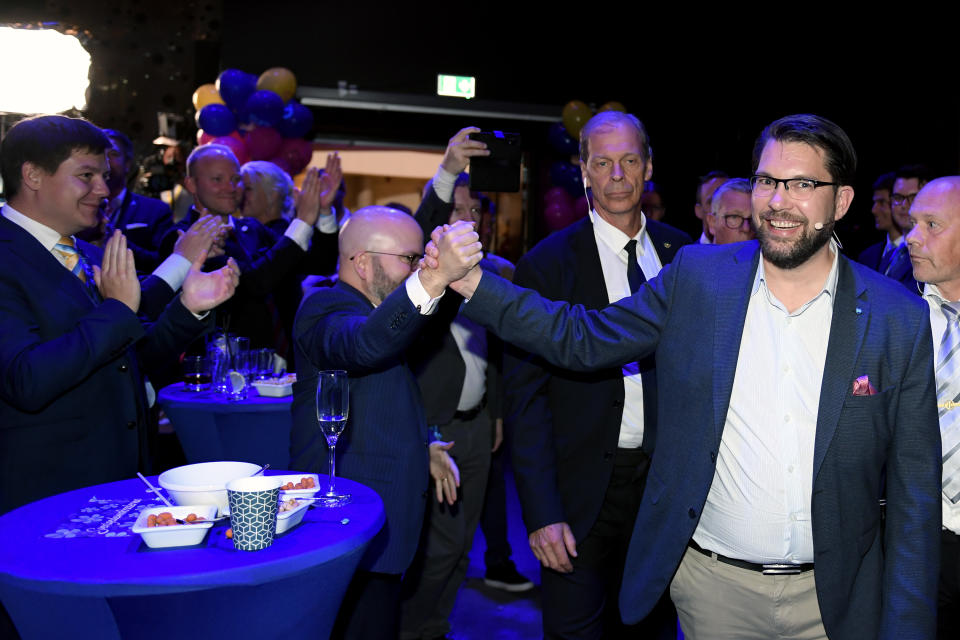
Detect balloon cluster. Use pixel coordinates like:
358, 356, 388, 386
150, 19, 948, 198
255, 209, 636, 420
542, 100, 627, 232
192, 67, 315, 176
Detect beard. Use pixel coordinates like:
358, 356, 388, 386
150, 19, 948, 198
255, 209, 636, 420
369, 257, 405, 305
755, 212, 834, 270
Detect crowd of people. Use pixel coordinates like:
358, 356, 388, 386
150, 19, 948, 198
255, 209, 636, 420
0, 108, 958, 640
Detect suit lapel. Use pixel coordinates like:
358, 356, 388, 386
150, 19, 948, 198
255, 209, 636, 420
114, 190, 135, 230
712, 242, 760, 443
646, 220, 679, 264
570, 219, 609, 309
813, 257, 868, 481
0, 216, 95, 310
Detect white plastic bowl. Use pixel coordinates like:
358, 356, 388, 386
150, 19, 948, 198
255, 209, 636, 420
276, 499, 310, 535
274, 473, 321, 499
131, 505, 218, 548
158, 461, 261, 513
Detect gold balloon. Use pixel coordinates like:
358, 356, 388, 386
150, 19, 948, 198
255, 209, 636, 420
192, 84, 224, 111
598, 101, 626, 113
561, 100, 591, 138
257, 67, 298, 103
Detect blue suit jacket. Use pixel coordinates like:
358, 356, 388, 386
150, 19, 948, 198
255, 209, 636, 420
290, 280, 433, 574
0, 215, 210, 514
462, 241, 941, 640
109, 192, 174, 273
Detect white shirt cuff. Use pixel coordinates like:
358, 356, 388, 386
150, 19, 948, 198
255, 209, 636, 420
432, 166, 458, 203
316, 209, 338, 234
284, 218, 313, 251
153, 253, 192, 291
405, 271, 443, 314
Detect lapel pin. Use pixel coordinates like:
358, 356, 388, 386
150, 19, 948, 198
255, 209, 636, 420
241, 225, 248, 233
664, 242, 672, 248
855, 307, 863, 315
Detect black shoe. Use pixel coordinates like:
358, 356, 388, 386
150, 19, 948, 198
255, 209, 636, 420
483, 561, 534, 592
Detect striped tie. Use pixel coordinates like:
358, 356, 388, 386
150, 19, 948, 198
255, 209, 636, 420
52, 236, 87, 282
936, 303, 960, 503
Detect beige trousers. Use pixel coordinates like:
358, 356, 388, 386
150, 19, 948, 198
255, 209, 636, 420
669, 546, 828, 640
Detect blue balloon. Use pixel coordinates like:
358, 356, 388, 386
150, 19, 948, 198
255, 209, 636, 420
216, 69, 257, 111
550, 161, 583, 197
197, 104, 236, 137
277, 102, 314, 138
246, 90, 285, 127
548, 121, 579, 156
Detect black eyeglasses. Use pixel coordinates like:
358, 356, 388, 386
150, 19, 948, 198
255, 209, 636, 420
750, 175, 839, 201
715, 213, 753, 229
891, 193, 918, 207
350, 250, 421, 269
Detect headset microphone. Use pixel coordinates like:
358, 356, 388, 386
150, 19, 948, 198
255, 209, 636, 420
814, 222, 824, 230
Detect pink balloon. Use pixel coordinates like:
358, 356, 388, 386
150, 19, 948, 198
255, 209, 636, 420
543, 200, 575, 232
245, 126, 283, 161
277, 138, 313, 175
572, 195, 590, 218
544, 186, 572, 207
197, 130, 214, 145
211, 135, 249, 165
268, 155, 293, 175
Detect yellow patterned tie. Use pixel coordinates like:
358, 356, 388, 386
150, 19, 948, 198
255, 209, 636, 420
52, 236, 87, 282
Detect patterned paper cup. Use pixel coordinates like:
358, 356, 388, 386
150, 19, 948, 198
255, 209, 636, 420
226, 476, 282, 551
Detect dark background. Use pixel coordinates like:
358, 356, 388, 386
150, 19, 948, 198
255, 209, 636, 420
1, 1, 957, 253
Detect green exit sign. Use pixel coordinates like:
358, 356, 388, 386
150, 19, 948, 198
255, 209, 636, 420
437, 74, 476, 99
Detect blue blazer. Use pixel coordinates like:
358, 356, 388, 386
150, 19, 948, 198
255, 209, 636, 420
110, 192, 174, 273
290, 280, 433, 574
462, 241, 941, 640
0, 215, 210, 514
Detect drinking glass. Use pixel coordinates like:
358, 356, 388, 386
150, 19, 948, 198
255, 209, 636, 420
316, 370, 351, 506
182, 355, 209, 391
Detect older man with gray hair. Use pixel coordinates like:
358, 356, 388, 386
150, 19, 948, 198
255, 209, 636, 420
705, 178, 755, 245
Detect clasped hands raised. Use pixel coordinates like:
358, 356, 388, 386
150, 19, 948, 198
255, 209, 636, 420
417, 220, 484, 298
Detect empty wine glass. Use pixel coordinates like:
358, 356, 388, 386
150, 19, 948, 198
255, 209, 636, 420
316, 370, 351, 506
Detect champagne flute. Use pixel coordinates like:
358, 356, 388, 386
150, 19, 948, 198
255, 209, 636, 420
316, 370, 351, 506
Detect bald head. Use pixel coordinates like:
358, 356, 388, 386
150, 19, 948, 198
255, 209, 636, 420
906, 176, 960, 300
339, 206, 424, 305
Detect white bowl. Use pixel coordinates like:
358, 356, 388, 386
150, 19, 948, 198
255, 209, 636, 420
158, 461, 261, 513
251, 379, 294, 397
276, 499, 310, 535
274, 473, 321, 499
131, 505, 218, 549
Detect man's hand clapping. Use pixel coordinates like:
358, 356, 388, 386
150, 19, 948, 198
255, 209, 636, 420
94, 230, 140, 312
180, 254, 241, 315
295, 153, 342, 225
173, 213, 220, 263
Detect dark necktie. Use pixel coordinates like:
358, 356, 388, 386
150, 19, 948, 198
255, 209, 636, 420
881, 243, 907, 277
625, 239, 646, 294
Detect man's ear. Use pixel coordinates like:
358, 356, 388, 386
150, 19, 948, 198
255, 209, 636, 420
833, 185, 855, 221
351, 251, 370, 281
20, 162, 44, 193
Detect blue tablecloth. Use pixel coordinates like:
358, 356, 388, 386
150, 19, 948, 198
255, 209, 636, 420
158, 383, 293, 468
0, 473, 384, 639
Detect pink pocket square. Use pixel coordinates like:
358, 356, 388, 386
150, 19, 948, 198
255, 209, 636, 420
852, 375, 878, 396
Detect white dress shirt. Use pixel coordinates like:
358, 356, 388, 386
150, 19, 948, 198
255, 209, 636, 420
589, 209, 663, 449
921, 283, 960, 535
693, 244, 840, 564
